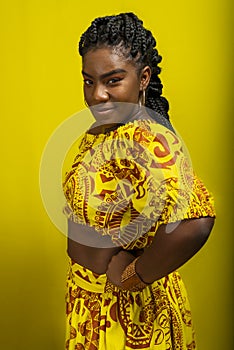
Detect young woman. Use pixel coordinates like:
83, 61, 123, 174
63, 12, 215, 350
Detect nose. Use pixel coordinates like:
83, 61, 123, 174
92, 83, 109, 104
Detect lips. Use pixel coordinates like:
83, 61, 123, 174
91, 105, 116, 113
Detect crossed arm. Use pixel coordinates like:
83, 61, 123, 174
106, 216, 215, 287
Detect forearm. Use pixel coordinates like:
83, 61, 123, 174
136, 217, 215, 284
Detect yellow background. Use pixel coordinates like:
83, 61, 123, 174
0, 0, 232, 349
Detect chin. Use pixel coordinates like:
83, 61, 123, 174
92, 112, 124, 125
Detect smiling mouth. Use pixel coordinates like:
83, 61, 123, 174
90, 105, 117, 117
91, 105, 116, 113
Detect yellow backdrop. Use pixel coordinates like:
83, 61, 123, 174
0, 0, 232, 349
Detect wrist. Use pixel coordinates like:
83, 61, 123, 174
121, 257, 149, 291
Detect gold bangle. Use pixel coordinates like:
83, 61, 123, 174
121, 257, 148, 292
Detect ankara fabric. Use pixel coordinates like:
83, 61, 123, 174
63, 119, 215, 349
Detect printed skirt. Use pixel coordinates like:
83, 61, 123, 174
65, 258, 196, 350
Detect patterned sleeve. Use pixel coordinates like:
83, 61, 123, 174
128, 122, 215, 224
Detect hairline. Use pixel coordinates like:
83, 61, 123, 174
82, 46, 145, 79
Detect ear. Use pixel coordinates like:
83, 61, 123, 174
139, 66, 151, 91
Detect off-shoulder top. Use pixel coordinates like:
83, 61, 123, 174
63, 118, 215, 250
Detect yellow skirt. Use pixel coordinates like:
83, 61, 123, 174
65, 258, 196, 350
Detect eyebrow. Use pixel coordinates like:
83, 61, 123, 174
82, 69, 127, 80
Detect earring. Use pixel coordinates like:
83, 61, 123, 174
84, 100, 89, 108
142, 89, 145, 106
139, 89, 145, 107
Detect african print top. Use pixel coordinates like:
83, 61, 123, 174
63, 118, 215, 250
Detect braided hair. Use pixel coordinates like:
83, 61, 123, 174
79, 12, 173, 129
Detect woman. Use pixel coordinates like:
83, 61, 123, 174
63, 13, 215, 350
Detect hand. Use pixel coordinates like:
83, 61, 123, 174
106, 250, 136, 288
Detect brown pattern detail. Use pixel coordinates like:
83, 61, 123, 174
70, 325, 77, 339
66, 262, 196, 349
74, 344, 85, 350
63, 122, 181, 239
171, 273, 192, 328
104, 283, 174, 349
133, 124, 181, 169
63, 120, 214, 349
63, 120, 215, 251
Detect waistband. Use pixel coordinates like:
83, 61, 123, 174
67, 257, 108, 293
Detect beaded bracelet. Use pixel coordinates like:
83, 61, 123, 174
121, 257, 148, 292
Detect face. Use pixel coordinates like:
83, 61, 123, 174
82, 47, 150, 126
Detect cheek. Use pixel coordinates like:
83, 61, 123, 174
118, 83, 140, 102
127, 87, 140, 103
128, 79, 141, 98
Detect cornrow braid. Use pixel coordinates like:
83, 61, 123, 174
79, 12, 173, 129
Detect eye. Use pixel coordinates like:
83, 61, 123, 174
107, 77, 122, 85
83, 79, 93, 86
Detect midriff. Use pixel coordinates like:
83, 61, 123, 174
67, 220, 122, 274
67, 220, 143, 274
67, 238, 122, 274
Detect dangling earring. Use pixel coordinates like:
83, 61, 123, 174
142, 89, 145, 106
139, 89, 145, 107
84, 100, 89, 108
